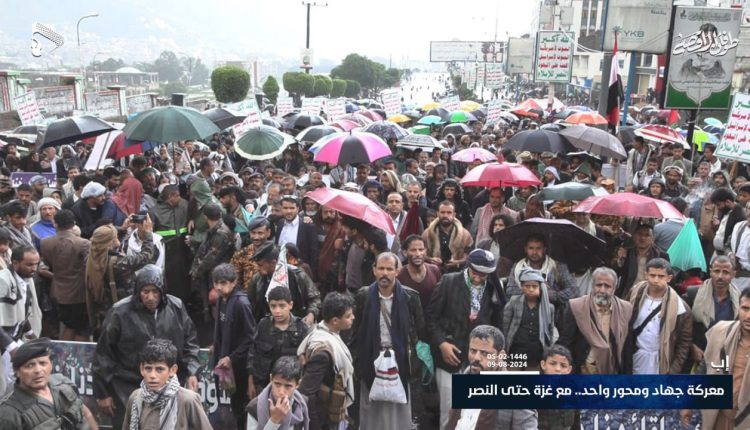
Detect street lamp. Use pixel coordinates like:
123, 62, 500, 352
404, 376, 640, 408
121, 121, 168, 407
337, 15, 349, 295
301, 1, 327, 74
77, 13, 99, 90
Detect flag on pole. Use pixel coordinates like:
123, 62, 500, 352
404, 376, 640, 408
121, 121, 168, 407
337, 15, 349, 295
606, 33, 623, 128
265, 245, 289, 300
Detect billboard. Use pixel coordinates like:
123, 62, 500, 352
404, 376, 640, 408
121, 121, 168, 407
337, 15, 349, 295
507, 38, 534, 74
664, 6, 742, 109
430, 41, 506, 63
534, 31, 574, 83
603, 0, 673, 53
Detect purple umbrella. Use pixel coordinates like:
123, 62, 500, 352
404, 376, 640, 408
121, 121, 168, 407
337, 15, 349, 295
451, 147, 497, 163
313, 132, 392, 166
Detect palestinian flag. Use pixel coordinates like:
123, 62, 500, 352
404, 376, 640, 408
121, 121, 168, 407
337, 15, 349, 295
606, 33, 624, 128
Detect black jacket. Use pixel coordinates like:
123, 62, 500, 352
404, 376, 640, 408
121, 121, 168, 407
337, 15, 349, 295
275, 216, 320, 280
615, 245, 670, 299
247, 267, 321, 323
212, 289, 256, 373
247, 315, 309, 387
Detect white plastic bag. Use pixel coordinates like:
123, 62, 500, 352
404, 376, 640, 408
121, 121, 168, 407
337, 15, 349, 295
368, 348, 407, 404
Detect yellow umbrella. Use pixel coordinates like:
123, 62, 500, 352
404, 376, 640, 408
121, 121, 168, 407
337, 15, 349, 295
387, 114, 411, 124
422, 101, 440, 111
460, 100, 481, 112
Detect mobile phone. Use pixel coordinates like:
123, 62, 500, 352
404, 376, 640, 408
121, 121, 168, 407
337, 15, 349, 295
132, 214, 146, 223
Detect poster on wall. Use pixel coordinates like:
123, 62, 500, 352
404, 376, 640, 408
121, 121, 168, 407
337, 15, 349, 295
602, 0, 672, 53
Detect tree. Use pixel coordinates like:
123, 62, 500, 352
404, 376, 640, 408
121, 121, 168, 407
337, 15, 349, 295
153, 50, 183, 82
162, 81, 187, 96
382, 68, 402, 88
312, 75, 332, 97
187, 58, 209, 86
344, 80, 361, 98
283, 72, 315, 106
300, 73, 315, 96
331, 54, 379, 92
262, 76, 280, 104
331, 79, 347, 98
97, 58, 125, 72
211, 66, 250, 103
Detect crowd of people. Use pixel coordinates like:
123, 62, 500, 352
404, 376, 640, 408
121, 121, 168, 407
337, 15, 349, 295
0, 94, 748, 430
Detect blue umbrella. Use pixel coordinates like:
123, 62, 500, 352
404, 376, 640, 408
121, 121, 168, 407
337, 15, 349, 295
704, 117, 724, 128
345, 103, 360, 113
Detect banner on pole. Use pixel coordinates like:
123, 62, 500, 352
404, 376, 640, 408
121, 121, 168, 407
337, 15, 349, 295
485, 64, 504, 89
441, 95, 460, 112
14, 91, 44, 125
276, 96, 294, 117
534, 31, 574, 83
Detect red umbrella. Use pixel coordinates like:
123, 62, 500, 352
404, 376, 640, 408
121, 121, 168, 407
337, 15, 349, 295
460, 162, 542, 188
573, 192, 685, 219
358, 109, 384, 122
634, 124, 687, 147
329, 119, 361, 132
305, 187, 396, 234
565, 112, 608, 126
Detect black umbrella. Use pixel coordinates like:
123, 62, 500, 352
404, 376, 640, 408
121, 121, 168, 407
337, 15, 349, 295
617, 126, 638, 145
372, 108, 387, 120
283, 113, 326, 132
296, 125, 340, 143
496, 217, 607, 268
426, 107, 451, 121
203, 107, 246, 130
442, 123, 472, 137
361, 121, 409, 141
471, 108, 487, 121
12, 125, 46, 135
37, 115, 115, 150
262, 117, 282, 130
503, 129, 575, 153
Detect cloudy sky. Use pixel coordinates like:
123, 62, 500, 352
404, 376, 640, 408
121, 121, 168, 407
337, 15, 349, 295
0, 0, 538, 68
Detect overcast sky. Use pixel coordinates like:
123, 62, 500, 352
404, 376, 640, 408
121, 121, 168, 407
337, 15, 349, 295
0, 0, 538, 67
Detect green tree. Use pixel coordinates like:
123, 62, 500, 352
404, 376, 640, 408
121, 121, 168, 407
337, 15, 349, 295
262, 75, 280, 104
344, 80, 361, 98
331, 79, 347, 98
331, 54, 380, 93
162, 81, 188, 96
153, 50, 183, 82
97, 58, 125, 71
312, 75, 332, 96
211, 66, 250, 103
382, 68, 402, 88
186, 58, 209, 86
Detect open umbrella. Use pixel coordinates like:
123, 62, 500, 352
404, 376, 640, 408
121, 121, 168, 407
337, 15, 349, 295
283, 113, 326, 131
617, 126, 638, 145
565, 112, 608, 126
329, 119, 361, 132
449, 111, 472, 123
38, 115, 116, 150
460, 100, 481, 112
358, 109, 384, 122
537, 182, 609, 201
396, 134, 441, 152
679, 128, 718, 151
422, 101, 440, 111
634, 124, 687, 147
234, 125, 295, 161
313, 132, 392, 166
305, 187, 395, 234
460, 162, 542, 188
471, 108, 487, 121
573, 192, 685, 219
451, 147, 496, 163
408, 125, 432, 136
498, 112, 519, 122
123, 106, 219, 143
418, 115, 445, 126
559, 125, 627, 159
361, 121, 409, 141
296, 125, 340, 143
667, 219, 706, 272
203, 107, 246, 130
442, 123, 472, 137
341, 113, 373, 126
704, 117, 724, 128
496, 218, 607, 267
403, 110, 422, 119
262, 117, 282, 129
387, 114, 411, 124
504, 129, 575, 154
426, 107, 451, 121
345, 102, 360, 113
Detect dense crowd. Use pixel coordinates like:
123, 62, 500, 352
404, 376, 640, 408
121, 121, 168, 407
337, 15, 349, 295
0, 96, 748, 430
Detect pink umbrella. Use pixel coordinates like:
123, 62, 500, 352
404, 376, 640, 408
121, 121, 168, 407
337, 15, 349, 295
313, 131, 392, 166
451, 147, 497, 163
329, 119, 361, 132
341, 113, 373, 126
305, 187, 396, 234
634, 124, 687, 147
573, 192, 684, 219
460, 162, 542, 188
358, 109, 383, 122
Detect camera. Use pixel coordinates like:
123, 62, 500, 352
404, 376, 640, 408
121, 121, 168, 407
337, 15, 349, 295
132, 214, 146, 223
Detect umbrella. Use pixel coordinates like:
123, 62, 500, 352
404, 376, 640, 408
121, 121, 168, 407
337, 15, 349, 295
418, 115, 445, 126
203, 107, 246, 130
573, 192, 685, 219
499, 111, 519, 122
396, 134, 441, 152
702, 125, 724, 136
345, 102, 360, 113
442, 123, 472, 137
460, 100, 481, 112
679, 128, 718, 151
568, 105, 593, 112
38, 115, 116, 150
296, 125, 340, 143
451, 147, 497, 163
504, 129, 575, 153
11, 125, 46, 136
313, 132, 392, 166
449, 111, 477, 123
262, 117, 282, 129
471, 108, 487, 121
387, 114, 411, 124
0, 133, 38, 146
123, 106, 219, 143
305, 187, 395, 234
559, 125, 627, 159
403, 110, 422, 119
565, 112, 608, 126
667, 219, 706, 272
409, 125, 432, 135
358, 110, 383, 122
460, 162, 542, 188
372, 109, 387, 120
426, 107, 451, 121
283, 113, 326, 131
341, 113, 373, 126
234, 125, 296, 161
361, 121, 409, 141
496, 218, 607, 267
617, 126, 638, 145
357, 99, 383, 109
107, 132, 158, 159
634, 124, 687, 147
537, 182, 609, 201
704, 117, 724, 128
540, 123, 567, 132
422, 101, 440, 111
329, 119, 361, 132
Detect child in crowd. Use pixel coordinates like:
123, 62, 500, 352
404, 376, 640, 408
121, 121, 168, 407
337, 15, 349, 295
246, 356, 310, 430
538, 344, 576, 430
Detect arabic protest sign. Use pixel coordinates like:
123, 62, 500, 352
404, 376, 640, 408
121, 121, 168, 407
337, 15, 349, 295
665, 7, 742, 109
326, 98, 346, 121
476, 65, 486, 87
10, 172, 56, 188
276, 96, 294, 117
381, 89, 401, 117
301, 97, 323, 116
467, 67, 477, 89
430, 41, 506, 63
231, 98, 262, 137
603, 0, 672, 53
485, 64, 504, 89
441, 95, 460, 112
487, 99, 504, 124
535, 31, 574, 83
14, 91, 44, 125
716, 92, 750, 162
507, 38, 534, 75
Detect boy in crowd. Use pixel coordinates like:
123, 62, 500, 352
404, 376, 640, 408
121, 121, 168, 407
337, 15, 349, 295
246, 356, 311, 430
123, 339, 212, 429
538, 344, 576, 430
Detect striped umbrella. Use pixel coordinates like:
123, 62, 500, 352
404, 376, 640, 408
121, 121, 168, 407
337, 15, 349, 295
634, 124, 687, 147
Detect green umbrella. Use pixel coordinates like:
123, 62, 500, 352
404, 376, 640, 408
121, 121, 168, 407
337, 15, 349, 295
449, 110, 469, 123
667, 219, 706, 272
123, 106, 220, 142
704, 117, 724, 128
235, 125, 295, 160
417, 115, 445, 125
409, 125, 432, 135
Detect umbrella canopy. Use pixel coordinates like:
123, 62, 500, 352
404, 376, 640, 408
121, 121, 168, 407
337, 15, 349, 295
422, 101, 441, 111
536, 182, 609, 201
262, 117, 282, 129
387, 114, 411, 124
418, 115, 445, 125
38, 115, 116, 150
345, 102, 360, 113
283, 113, 326, 131
426, 107, 451, 121
471, 108, 487, 121
634, 124, 687, 147
341, 113, 373, 126
296, 125, 340, 143
361, 121, 409, 141
617, 126, 638, 145
496, 218, 607, 267
504, 129, 575, 153
451, 147, 497, 163
396, 134, 441, 152
408, 125, 432, 135
313, 132, 392, 166
203, 107, 246, 130
679, 128, 719, 151
460, 100, 481, 112
559, 125, 627, 160
11, 125, 46, 136
498, 112, 519, 122
565, 112, 608, 126
573, 192, 685, 219
329, 119, 361, 132
305, 187, 395, 234
449, 111, 477, 123
234, 125, 295, 161
442, 123, 472, 137
704, 117, 724, 128
667, 219, 706, 272
357, 99, 383, 109
123, 106, 219, 143
403, 110, 422, 119
358, 109, 384, 122
460, 162, 542, 188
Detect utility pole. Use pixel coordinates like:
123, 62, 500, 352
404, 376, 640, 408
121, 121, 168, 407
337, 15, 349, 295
301, 1, 328, 74
76, 12, 99, 95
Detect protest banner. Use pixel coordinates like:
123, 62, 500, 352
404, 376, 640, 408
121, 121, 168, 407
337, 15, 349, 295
487, 99, 504, 124
326, 98, 346, 121
10, 172, 56, 188
231, 99, 262, 137
715, 92, 750, 162
276, 96, 295, 117
485, 63, 504, 89
535, 31, 574, 83
441, 95, 460, 112
301, 97, 323, 116
14, 91, 44, 125
381, 89, 401, 117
